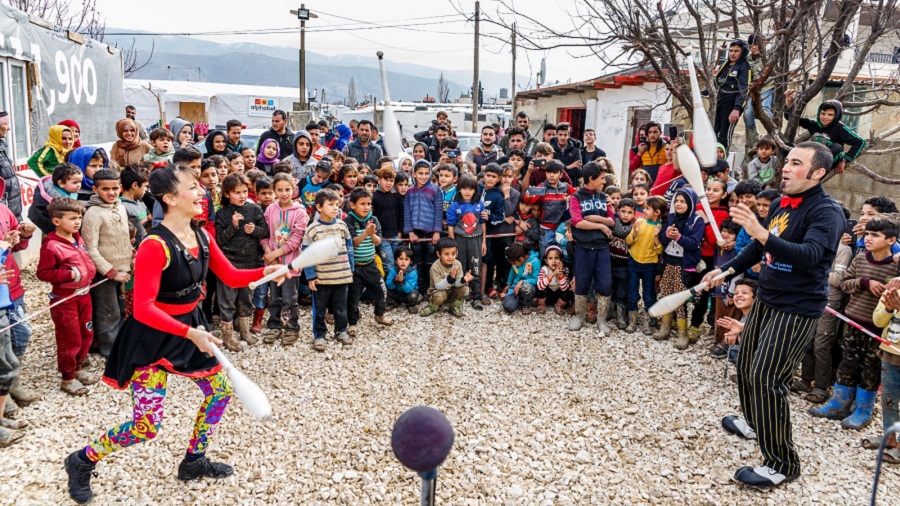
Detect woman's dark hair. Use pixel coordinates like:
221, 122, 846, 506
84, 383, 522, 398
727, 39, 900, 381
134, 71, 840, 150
150, 164, 199, 213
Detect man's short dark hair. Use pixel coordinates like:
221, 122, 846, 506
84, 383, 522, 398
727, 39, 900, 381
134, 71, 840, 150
734, 180, 762, 198
864, 196, 898, 214
273, 110, 287, 120
306, 121, 319, 132
507, 128, 525, 140
226, 119, 242, 131
173, 148, 202, 164
556, 123, 570, 133
645, 121, 661, 133
795, 141, 834, 176
516, 111, 528, 119
542, 123, 557, 133
125, 105, 136, 111
358, 119, 374, 129
482, 125, 496, 133
318, 119, 329, 128
434, 124, 450, 134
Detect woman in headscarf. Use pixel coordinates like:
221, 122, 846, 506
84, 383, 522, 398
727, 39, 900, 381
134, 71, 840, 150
27, 125, 75, 177
203, 130, 228, 159
255, 138, 281, 175
112, 119, 151, 168
58, 120, 82, 148
333, 124, 352, 152
169, 118, 194, 150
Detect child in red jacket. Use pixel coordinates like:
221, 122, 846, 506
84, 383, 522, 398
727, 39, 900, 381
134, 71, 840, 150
36, 197, 97, 396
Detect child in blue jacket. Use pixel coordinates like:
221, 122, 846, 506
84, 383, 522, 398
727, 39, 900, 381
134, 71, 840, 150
404, 159, 443, 294
386, 247, 422, 313
503, 242, 541, 314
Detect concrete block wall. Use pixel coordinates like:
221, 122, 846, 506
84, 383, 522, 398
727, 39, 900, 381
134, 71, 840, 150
824, 153, 900, 216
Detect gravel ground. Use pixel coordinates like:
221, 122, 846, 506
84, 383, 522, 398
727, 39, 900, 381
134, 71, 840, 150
2, 269, 899, 505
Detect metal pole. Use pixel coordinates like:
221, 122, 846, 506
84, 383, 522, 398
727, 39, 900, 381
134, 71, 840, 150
300, 3, 306, 112
511, 23, 516, 117
472, 1, 480, 133
419, 469, 437, 506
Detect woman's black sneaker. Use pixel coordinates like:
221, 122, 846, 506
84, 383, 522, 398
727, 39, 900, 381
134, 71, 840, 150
177, 456, 234, 481
64, 451, 96, 504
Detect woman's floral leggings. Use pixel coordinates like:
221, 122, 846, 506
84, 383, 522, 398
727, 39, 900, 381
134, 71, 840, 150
84, 366, 232, 462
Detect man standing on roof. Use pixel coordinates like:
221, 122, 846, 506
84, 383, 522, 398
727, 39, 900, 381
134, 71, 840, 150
713, 40, 752, 150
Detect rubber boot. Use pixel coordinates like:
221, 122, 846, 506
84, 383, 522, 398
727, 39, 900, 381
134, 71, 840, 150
568, 295, 587, 331
596, 296, 611, 337
615, 304, 627, 330
586, 301, 597, 324
536, 298, 547, 314
641, 314, 653, 335
841, 388, 878, 430
624, 313, 637, 333
809, 384, 857, 420
674, 318, 689, 349
554, 299, 567, 316
250, 309, 265, 334
237, 316, 257, 345
653, 314, 674, 341
220, 321, 241, 352
9, 357, 41, 405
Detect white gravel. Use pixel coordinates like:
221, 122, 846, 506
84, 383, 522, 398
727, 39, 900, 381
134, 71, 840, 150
2, 269, 899, 504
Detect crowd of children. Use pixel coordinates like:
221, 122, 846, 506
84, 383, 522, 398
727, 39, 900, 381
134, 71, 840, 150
0, 113, 899, 470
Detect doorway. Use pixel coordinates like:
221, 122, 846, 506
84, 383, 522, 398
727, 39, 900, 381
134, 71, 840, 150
558, 107, 586, 140
179, 102, 208, 124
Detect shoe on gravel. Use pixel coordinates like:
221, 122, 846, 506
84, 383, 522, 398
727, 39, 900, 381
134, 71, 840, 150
65, 451, 96, 504
177, 455, 234, 481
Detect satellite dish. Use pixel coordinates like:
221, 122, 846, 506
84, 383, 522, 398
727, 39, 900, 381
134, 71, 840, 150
538, 58, 547, 86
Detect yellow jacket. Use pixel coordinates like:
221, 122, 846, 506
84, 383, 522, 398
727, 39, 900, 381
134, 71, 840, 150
626, 218, 663, 264
873, 300, 900, 365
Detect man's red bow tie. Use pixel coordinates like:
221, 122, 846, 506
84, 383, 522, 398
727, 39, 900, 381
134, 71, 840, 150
780, 196, 803, 209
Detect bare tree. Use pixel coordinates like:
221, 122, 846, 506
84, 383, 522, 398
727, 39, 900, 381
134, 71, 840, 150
473, 0, 900, 183
6, 0, 153, 76
437, 72, 451, 103
348, 77, 358, 107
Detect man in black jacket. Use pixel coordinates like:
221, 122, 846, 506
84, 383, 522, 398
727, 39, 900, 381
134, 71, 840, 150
714, 40, 752, 150
256, 110, 294, 159
551, 122, 583, 185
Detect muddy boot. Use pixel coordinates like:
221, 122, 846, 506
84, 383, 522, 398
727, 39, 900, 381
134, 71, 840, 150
674, 318, 689, 349
653, 314, 674, 341
554, 298, 567, 316
237, 316, 257, 345
281, 325, 299, 346
615, 304, 627, 330
625, 313, 637, 333
250, 309, 265, 334
841, 388, 877, 430
585, 301, 597, 324
810, 384, 857, 420
536, 298, 547, 314
641, 314, 653, 335
9, 357, 41, 405
595, 296, 611, 337
568, 295, 587, 331
220, 321, 241, 352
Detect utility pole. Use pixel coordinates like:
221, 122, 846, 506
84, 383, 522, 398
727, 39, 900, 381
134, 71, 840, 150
511, 23, 517, 117
472, 1, 480, 133
290, 6, 317, 112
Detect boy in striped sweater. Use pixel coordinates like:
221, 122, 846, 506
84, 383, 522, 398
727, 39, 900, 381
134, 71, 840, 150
812, 216, 899, 429
303, 189, 355, 352
345, 188, 393, 337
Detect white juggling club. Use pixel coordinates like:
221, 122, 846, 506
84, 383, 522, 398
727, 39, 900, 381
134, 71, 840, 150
376, 51, 406, 158
248, 235, 341, 289
676, 144, 724, 246
687, 50, 717, 167
648, 268, 735, 318
205, 332, 272, 420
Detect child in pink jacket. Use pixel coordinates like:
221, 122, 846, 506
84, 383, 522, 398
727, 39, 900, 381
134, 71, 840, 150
261, 173, 308, 345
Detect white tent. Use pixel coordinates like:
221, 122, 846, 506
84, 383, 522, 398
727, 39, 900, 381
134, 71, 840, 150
124, 79, 303, 130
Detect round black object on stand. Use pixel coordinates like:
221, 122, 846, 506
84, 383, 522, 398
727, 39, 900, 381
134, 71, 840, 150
391, 406, 455, 506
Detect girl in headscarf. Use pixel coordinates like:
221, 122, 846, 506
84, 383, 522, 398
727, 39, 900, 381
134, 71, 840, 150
27, 125, 75, 177
256, 139, 281, 175
113, 119, 151, 168
655, 187, 705, 348
333, 124, 352, 152
169, 118, 194, 150
203, 130, 228, 159
58, 120, 82, 148
394, 153, 414, 175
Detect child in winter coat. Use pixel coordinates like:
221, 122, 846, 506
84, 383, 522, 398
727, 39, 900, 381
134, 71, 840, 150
142, 128, 175, 163
261, 173, 308, 345
870, 284, 900, 464
536, 245, 572, 315
689, 178, 730, 340
345, 188, 392, 335
215, 173, 270, 351
404, 159, 444, 294
446, 174, 487, 310
655, 187, 705, 348
386, 247, 421, 312
610, 198, 636, 330
36, 197, 97, 396
503, 242, 540, 314
625, 196, 667, 335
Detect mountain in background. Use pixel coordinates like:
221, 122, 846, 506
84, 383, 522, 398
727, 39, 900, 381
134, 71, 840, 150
107, 29, 528, 103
